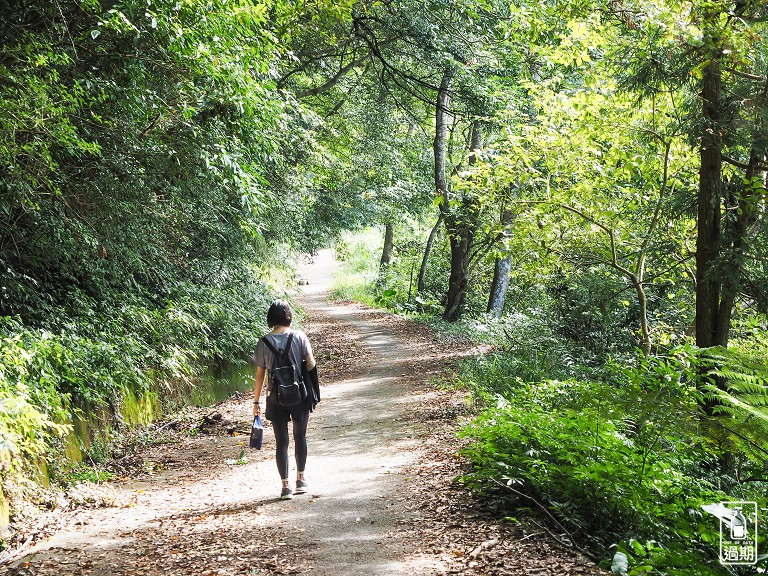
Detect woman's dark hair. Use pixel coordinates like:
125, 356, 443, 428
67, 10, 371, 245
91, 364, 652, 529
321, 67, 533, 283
267, 299, 293, 328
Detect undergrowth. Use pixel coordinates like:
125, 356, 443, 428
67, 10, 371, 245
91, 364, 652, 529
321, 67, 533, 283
455, 345, 768, 575
0, 265, 279, 546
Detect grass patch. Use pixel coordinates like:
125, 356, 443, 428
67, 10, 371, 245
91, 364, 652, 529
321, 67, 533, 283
67, 463, 115, 484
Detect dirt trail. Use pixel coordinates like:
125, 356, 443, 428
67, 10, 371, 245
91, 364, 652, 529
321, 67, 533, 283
260, 249, 452, 574
4, 250, 602, 576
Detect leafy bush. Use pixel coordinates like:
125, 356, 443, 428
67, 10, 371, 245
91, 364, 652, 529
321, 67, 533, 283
458, 348, 768, 574
0, 317, 145, 490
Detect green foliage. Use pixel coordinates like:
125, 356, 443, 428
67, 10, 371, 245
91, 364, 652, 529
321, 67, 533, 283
329, 230, 383, 304
66, 464, 115, 485
2, 0, 768, 571
0, 265, 273, 517
458, 344, 768, 573
547, 271, 637, 355
452, 321, 583, 392
0, 320, 74, 472
330, 223, 442, 312
695, 345, 768, 466
0, 319, 137, 485
291, 211, 768, 575
0, 0, 283, 321
0, 0, 318, 521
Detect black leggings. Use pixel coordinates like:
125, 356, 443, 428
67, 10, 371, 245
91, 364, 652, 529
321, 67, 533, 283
272, 410, 309, 480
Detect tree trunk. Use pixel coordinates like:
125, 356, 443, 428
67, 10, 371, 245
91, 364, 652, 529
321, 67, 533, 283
486, 205, 516, 318
380, 223, 394, 269
487, 255, 511, 317
693, 37, 767, 474
714, 73, 768, 348
695, 53, 728, 431
634, 277, 652, 356
418, 212, 443, 293
695, 58, 723, 354
431, 67, 465, 320
443, 221, 475, 321
442, 120, 482, 321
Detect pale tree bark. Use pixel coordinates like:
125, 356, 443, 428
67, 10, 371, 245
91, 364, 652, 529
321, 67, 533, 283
486, 57, 538, 319
486, 255, 511, 317
486, 206, 516, 317
632, 274, 652, 356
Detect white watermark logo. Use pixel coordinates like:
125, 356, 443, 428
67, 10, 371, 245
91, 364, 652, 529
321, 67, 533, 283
703, 501, 759, 566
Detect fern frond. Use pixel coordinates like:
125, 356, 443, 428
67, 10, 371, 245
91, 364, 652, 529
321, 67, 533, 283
694, 346, 768, 463
701, 414, 768, 463
699, 383, 768, 423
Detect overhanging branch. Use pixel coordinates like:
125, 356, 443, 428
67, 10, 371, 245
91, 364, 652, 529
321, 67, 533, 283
723, 155, 768, 172
294, 53, 371, 99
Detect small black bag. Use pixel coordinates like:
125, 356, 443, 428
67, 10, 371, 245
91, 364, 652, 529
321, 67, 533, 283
263, 333, 306, 408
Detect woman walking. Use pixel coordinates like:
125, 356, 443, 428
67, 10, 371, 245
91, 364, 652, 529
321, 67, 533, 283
252, 300, 317, 500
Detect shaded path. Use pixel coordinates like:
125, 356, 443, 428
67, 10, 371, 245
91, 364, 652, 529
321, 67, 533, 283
5, 250, 452, 575
5, 250, 602, 576
263, 249, 449, 574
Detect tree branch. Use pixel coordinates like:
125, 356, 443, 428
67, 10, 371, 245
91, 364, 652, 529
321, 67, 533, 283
353, 17, 443, 95
722, 67, 767, 82
489, 479, 600, 563
294, 52, 372, 99
723, 155, 768, 172
723, 155, 751, 170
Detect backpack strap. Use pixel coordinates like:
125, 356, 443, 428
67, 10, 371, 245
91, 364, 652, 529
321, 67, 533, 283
261, 332, 295, 367
261, 336, 278, 358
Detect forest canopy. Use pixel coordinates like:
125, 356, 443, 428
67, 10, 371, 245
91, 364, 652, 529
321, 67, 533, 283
2, 0, 768, 572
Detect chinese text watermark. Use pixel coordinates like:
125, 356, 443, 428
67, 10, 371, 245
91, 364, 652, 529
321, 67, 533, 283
718, 501, 758, 566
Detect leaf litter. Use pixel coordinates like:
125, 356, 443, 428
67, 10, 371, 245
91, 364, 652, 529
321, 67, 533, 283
4, 299, 604, 575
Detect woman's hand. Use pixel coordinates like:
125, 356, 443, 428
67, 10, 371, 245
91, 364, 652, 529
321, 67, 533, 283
253, 401, 261, 416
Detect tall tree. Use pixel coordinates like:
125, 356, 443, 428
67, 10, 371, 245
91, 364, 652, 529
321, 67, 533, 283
608, 1, 768, 351
486, 255, 512, 317
693, 2, 768, 351
487, 206, 516, 317
441, 120, 483, 320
